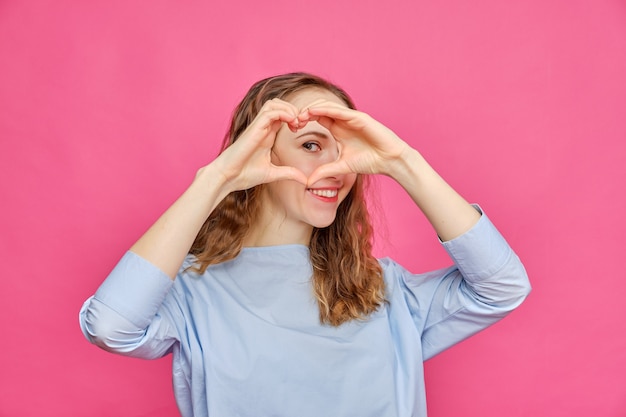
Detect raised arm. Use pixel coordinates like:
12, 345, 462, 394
80, 99, 309, 356
129, 99, 308, 278
302, 101, 479, 241
302, 101, 530, 357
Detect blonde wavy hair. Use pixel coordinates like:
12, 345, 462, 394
190, 72, 385, 326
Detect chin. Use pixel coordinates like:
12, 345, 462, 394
308, 215, 338, 229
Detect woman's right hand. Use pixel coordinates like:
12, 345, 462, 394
129, 98, 309, 277
208, 98, 309, 194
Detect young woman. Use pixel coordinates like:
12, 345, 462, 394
80, 72, 530, 417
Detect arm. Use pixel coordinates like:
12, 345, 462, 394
303, 101, 530, 355
81, 99, 308, 354
382, 149, 479, 242
79, 251, 180, 359
387, 208, 530, 359
131, 99, 308, 278
302, 102, 478, 241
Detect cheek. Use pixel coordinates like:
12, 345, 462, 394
265, 180, 301, 210
275, 152, 323, 177
338, 173, 358, 200
345, 173, 358, 190
299, 160, 325, 177
271, 146, 311, 172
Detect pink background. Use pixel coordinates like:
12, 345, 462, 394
1, 1, 625, 416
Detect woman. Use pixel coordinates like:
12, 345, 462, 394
80, 72, 530, 416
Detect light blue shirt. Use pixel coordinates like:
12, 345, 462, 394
80, 209, 530, 417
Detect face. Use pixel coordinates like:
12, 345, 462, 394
259, 88, 357, 243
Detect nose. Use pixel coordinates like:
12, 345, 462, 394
323, 137, 340, 162
311, 140, 343, 183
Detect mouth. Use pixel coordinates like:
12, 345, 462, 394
307, 188, 339, 202
308, 188, 338, 198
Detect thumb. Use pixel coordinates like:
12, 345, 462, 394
269, 166, 308, 185
307, 161, 349, 186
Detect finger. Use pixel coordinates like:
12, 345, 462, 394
309, 115, 335, 133
258, 98, 300, 124
268, 166, 308, 185
306, 103, 359, 122
307, 161, 351, 186
298, 99, 338, 121
265, 97, 300, 115
299, 98, 331, 113
248, 108, 299, 135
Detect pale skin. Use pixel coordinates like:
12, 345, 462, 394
130, 88, 480, 279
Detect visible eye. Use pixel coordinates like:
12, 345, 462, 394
302, 141, 321, 152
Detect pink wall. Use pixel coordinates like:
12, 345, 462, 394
1, 1, 625, 416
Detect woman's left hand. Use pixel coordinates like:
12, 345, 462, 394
298, 100, 412, 184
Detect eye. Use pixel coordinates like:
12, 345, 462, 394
302, 141, 321, 152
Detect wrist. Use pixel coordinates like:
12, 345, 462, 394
192, 162, 235, 203
384, 146, 425, 183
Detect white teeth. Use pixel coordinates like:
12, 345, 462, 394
309, 189, 338, 198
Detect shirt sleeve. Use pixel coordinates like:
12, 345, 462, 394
383, 206, 531, 360
79, 251, 182, 359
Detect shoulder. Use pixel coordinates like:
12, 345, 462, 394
378, 257, 413, 295
180, 253, 200, 274
169, 254, 210, 295
379, 257, 457, 290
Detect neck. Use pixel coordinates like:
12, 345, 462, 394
243, 222, 312, 247
243, 208, 313, 248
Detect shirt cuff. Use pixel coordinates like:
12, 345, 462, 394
440, 205, 513, 282
94, 251, 175, 328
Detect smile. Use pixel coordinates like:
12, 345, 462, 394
308, 188, 338, 198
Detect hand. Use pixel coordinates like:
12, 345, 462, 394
298, 100, 412, 184
211, 98, 309, 192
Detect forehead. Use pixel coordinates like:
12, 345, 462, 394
285, 88, 347, 108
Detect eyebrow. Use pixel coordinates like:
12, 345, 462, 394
295, 131, 331, 140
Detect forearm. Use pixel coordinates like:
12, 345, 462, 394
130, 164, 233, 279
386, 147, 480, 242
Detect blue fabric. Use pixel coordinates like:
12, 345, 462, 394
80, 209, 530, 417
